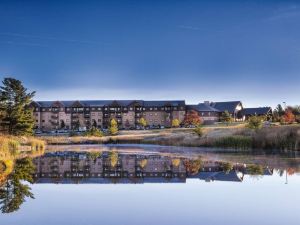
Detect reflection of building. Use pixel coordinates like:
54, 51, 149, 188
32, 152, 267, 184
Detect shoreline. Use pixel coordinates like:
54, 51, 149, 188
39, 125, 300, 152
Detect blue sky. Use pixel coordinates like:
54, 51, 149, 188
0, 0, 300, 107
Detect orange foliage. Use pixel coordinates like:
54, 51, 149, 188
183, 110, 203, 126
283, 110, 295, 124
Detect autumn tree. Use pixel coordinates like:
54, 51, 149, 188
109, 151, 118, 167
109, 118, 118, 135
171, 119, 180, 128
138, 117, 147, 128
0, 78, 35, 135
283, 109, 295, 124
183, 110, 202, 126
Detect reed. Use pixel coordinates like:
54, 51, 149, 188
213, 136, 252, 150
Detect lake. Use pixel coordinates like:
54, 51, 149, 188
1, 144, 300, 225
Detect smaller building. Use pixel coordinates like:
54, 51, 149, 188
242, 107, 272, 120
186, 102, 220, 124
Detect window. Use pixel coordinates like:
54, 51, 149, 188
92, 108, 95, 110
42, 120, 45, 123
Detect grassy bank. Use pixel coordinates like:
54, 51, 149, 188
0, 136, 45, 184
39, 125, 300, 152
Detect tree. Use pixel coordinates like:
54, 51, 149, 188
171, 119, 180, 128
0, 158, 35, 213
108, 151, 118, 167
220, 110, 233, 125
0, 78, 35, 135
73, 120, 80, 131
183, 110, 202, 126
109, 119, 118, 135
283, 109, 295, 124
60, 120, 65, 129
247, 115, 263, 130
276, 104, 285, 116
92, 120, 97, 128
138, 117, 147, 128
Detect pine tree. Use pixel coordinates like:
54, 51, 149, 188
0, 78, 35, 135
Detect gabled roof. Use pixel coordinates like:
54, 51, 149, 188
242, 107, 272, 116
186, 103, 219, 112
210, 101, 242, 113
192, 171, 244, 182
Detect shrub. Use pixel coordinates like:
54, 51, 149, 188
85, 127, 104, 137
29, 138, 45, 152
87, 151, 102, 161
193, 126, 203, 137
295, 115, 300, 124
246, 164, 264, 175
138, 159, 148, 168
172, 158, 181, 167
247, 116, 263, 130
171, 119, 180, 128
219, 162, 233, 173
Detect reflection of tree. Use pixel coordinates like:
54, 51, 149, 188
0, 158, 35, 213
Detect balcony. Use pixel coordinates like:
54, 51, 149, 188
84, 114, 90, 118
51, 115, 58, 120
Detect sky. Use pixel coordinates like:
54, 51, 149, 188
0, 0, 300, 108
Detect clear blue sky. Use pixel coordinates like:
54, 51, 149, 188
0, 0, 299, 107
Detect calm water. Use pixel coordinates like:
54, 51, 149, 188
1, 144, 300, 225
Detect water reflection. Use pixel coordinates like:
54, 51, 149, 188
0, 146, 299, 216
0, 158, 35, 213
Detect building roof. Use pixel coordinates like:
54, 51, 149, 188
187, 103, 220, 112
242, 107, 272, 116
143, 100, 185, 107
210, 101, 242, 113
192, 171, 244, 182
33, 100, 185, 108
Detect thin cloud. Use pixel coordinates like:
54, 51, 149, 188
178, 25, 201, 31
0, 32, 110, 46
0, 40, 48, 47
265, 5, 300, 21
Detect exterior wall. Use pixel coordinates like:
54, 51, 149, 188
90, 111, 103, 128
198, 111, 219, 123
143, 111, 166, 126
122, 111, 135, 128
172, 110, 185, 124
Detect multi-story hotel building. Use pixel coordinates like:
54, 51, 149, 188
31, 100, 186, 131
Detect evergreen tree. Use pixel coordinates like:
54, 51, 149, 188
220, 110, 233, 125
0, 78, 35, 135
